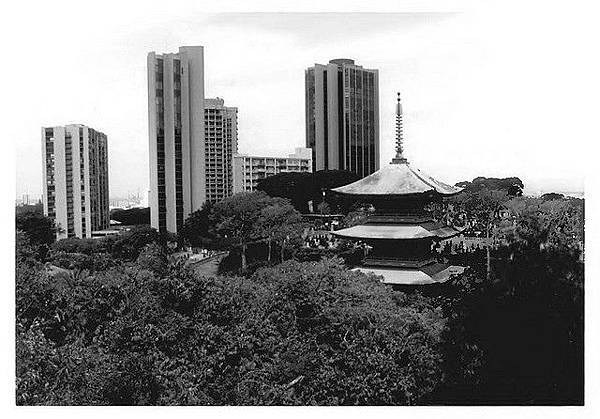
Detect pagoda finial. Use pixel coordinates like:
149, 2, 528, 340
391, 92, 408, 164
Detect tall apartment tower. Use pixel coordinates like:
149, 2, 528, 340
204, 97, 238, 203
305, 58, 380, 178
41, 125, 109, 239
148, 46, 205, 233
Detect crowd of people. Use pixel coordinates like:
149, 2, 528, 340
304, 230, 339, 249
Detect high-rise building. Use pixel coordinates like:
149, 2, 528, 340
204, 97, 238, 203
232, 147, 313, 193
41, 124, 109, 239
148, 46, 205, 233
305, 58, 380, 177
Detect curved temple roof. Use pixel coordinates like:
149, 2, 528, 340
355, 264, 466, 285
333, 223, 463, 240
331, 162, 463, 197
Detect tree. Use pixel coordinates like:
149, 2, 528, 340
136, 243, 169, 276
540, 192, 565, 201
15, 193, 584, 405
311, 169, 360, 213
212, 191, 277, 272
342, 204, 372, 228
256, 201, 305, 263
110, 207, 151, 225
507, 196, 584, 260
16, 202, 43, 216
455, 176, 524, 196
16, 211, 56, 246
431, 193, 584, 405
110, 225, 162, 261
311, 169, 360, 191
256, 172, 314, 212
316, 201, 331, 215
16, 248, 453, 405
256, 169, 360, 213
51, 237, 103, 255
247, 258, 446, 404
179, 201, 216, 248
451, 189, 509, 280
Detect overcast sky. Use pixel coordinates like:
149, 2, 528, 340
11, 1, 590, 199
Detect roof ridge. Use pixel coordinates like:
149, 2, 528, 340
409, 164, 461, 193
407, 164, 437, 191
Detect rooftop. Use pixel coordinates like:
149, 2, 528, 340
329, 58, 355, 66
331, 162, 462, 197
333, 222, 463, 240
355, 263, 465, 285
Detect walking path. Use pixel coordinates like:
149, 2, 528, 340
189, 251, 228, 277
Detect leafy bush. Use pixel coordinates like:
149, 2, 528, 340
110, 226, 163, 261
16, 211, 56, 246
110, 207, 151, 225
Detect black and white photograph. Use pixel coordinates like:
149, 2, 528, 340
4, 0, 598, 416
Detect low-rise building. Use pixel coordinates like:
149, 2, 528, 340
232, 147, 312, 193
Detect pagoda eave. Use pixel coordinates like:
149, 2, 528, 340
332, 224, 464, 241
355, 264, 466, 286
331, 190, 461, 199
330, 163, 463, 197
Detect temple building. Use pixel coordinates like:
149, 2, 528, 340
331, 93, 465, 286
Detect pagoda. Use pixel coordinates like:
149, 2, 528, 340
331, 93, 465, 286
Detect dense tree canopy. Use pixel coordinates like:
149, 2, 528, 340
256, 172, 314, 212
179, 202, 216, 248
45, 225, 168, 267
540, 192, 565, 201
14, 176, 584, 406
110, 225, 164, 261
430, 194, 584, 405
16, 211, 56, 246
17, 236, 450, 405
455, 176, 524, 196
256, 170, 360, 213
15, 202, 43, 216
179, 192, 306, 273
256, 200, 306, 263
211, 192, 303, 271
110, 207, 151, 226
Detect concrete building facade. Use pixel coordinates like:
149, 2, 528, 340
148, 46, 205, 233
204, 97, 238, 203
232, 147, 312, 193
305, 58, 380, 178
42, 124, 109, 239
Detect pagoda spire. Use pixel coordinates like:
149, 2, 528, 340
391, 92, 408, 164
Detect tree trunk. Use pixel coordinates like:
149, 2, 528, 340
241, 242, 247, 272
280, 238, 286, 262
486, 223, 491, 281
267, 238, 272, 264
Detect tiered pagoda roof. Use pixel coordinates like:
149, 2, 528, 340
332, 161, 462, 197
331, 92, 465, 286
334, 219, 462, 241
363, 264, 465, 285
